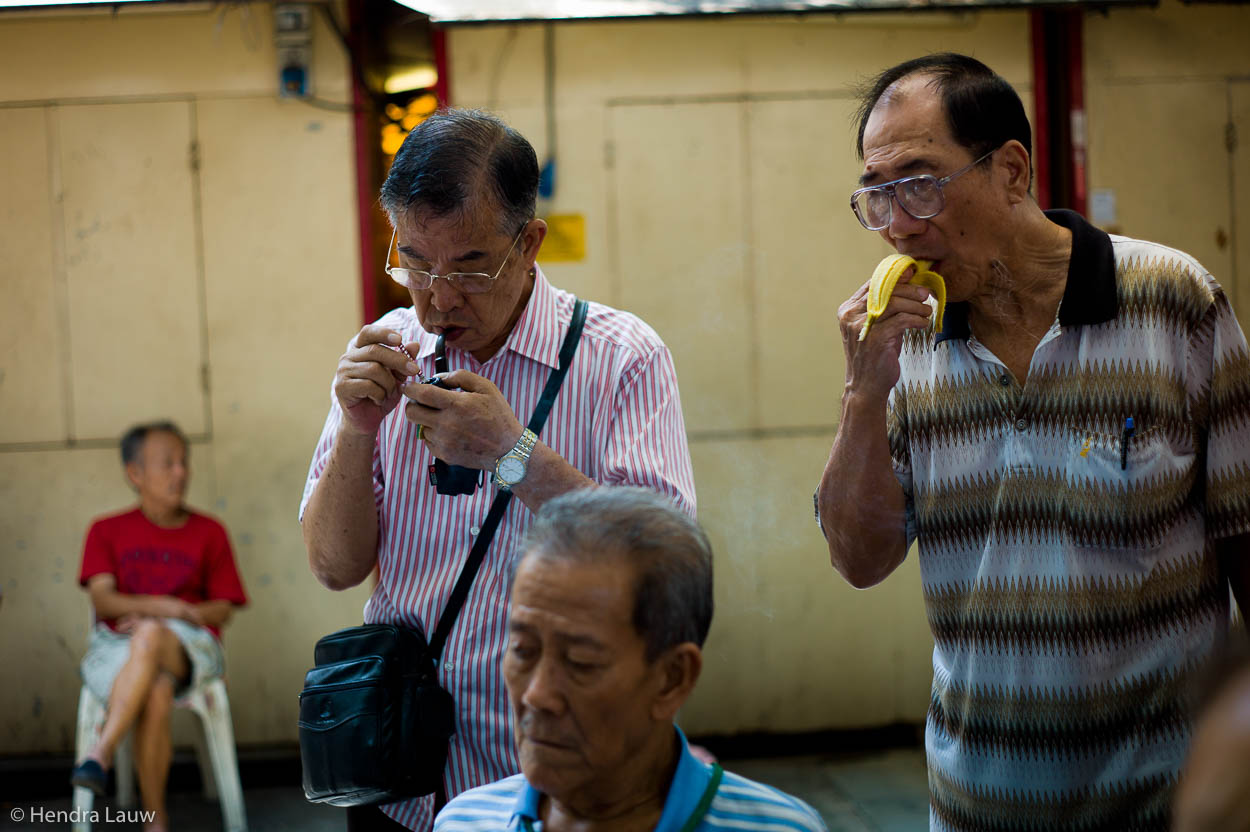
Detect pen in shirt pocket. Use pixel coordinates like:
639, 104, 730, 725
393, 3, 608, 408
1120, 416, 1135, 471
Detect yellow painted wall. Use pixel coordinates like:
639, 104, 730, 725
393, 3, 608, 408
447, 0, 1250, 737
3, 0, 1246, 757
447, 11, 1035, 735
1084, 0, 1250, 338
0, 4, 369, 754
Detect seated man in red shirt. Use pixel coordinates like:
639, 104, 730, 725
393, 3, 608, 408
70, 421, 247, 832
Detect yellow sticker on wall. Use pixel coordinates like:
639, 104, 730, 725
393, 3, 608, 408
540, 214, 586, 263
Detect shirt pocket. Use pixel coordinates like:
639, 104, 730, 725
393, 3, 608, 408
1061, 423, 1177, 550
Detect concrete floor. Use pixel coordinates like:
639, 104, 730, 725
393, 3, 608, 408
0, 747, 928, 831
731, 748, 930, 832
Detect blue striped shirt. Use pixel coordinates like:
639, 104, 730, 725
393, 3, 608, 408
434, 728, 827, 832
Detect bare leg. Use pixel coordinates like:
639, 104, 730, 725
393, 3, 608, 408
86, 620, 190, 769
133, 672, 176, 832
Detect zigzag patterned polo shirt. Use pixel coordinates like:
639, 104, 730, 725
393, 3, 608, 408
887, 210, 1250, 831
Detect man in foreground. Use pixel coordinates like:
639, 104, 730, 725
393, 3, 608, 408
434, 487, 826, 832
815, 53, 1250, 829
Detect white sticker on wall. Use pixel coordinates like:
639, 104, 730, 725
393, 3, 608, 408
1090, 189, 1117, 226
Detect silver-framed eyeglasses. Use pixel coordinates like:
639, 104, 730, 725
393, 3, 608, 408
385, 225, 526, 295
849, 146, 999, 231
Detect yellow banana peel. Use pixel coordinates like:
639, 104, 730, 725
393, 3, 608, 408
858, 254, 946, 342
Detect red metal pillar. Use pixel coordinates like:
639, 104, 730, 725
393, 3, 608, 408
433, 26, 451, 107
348, 0, 378, 324
1029, 9, 1086, 215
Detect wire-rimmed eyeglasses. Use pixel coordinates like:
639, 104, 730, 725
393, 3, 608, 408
849, 146, 999, 231
385, 225, 526, 295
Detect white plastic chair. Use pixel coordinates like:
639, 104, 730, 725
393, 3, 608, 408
71, 676, 248, 832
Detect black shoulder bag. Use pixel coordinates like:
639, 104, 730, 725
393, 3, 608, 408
298, 299, 589, 807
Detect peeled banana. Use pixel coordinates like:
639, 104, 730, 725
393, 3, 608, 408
858, 254, 946, 342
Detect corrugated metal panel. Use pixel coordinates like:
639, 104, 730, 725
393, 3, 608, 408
397, 0, 1153, 24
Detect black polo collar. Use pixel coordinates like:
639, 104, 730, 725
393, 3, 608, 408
935, 208, 1118, 343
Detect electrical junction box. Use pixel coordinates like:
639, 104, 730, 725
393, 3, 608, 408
275, 3, 313, 98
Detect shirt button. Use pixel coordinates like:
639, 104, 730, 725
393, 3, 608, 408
1015, 418, 1028, 430
999, 375, 1011, 386
470, 526, 481, 536
444, 661, 454, 672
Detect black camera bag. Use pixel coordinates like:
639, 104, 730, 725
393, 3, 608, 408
299, 624, 452, 806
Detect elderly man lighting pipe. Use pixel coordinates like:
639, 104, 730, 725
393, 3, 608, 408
300, 108, 695, 832
434, 487, 827, 832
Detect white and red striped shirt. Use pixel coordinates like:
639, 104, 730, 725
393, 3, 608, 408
300, 267, 696, 830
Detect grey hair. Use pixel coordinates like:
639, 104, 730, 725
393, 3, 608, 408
120, 421, 187, 467
380, 107, 538, 235
514, 487, 713, 661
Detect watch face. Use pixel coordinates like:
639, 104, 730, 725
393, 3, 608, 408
498, 456, 526, 484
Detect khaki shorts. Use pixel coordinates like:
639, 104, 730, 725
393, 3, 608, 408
80, 618, 224, 704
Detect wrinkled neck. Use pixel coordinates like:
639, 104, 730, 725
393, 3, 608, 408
540, 730, 679, 832
967, 212, 1072, 342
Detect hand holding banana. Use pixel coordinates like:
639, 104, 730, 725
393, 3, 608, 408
858, 254, 947, 342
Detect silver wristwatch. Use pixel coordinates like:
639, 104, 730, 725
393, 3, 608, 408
493, 429, 537, 491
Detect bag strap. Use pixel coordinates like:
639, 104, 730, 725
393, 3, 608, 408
424, 298, 589, 664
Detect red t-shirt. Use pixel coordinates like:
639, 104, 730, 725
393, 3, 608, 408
79, 507, 248, 638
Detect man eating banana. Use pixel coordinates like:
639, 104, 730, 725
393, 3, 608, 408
815, 53, 1250, 831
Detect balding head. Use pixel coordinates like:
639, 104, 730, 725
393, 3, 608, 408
855, 52, 1032, 164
